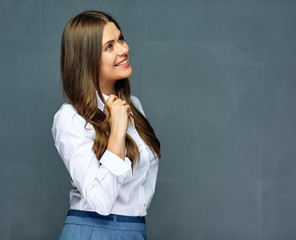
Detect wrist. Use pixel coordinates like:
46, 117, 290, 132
110, 127, 127, 139
107, 130, 126, 161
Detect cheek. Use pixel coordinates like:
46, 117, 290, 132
125, 43, 130, 52
100, 55, 115, 70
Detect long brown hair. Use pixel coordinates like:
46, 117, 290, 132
60, 10, 161, 167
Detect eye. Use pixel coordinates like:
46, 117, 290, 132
119, 35, 125, 43
106, 43, 112, 51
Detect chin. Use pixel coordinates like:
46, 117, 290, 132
127, 67, 133, 77
122, 66, 133, 79
113, 66, 132, 80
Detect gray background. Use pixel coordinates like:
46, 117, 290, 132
1, 0, 296, 239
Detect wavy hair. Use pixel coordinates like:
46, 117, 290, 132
60, 10, 161, 167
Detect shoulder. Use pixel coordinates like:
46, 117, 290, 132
130, 95, 141, 106
53, 103, 84, 127
130, 95, 146, 117
51, 103, 94, 138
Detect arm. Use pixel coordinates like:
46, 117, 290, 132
52, 106, 132, 216
105, 94, 131, 160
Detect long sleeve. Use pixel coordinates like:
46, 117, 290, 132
51, 105, 132, 216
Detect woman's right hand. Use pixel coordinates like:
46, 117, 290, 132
105, 94, 131, 136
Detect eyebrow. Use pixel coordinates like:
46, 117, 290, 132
103, 32, 122, 48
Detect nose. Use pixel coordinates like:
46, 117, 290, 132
117, 42, 129, 56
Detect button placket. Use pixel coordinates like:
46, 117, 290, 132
139, 172, 146, 210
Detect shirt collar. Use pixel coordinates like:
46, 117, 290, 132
96, 91, 109, 112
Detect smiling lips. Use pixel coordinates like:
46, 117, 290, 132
115, 57, 128, 67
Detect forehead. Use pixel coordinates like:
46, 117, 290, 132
102, 22, 121, 43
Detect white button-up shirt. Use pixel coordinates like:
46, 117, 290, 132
51, 92, 159, 216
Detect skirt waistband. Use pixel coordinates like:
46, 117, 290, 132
67, 209, 145, 224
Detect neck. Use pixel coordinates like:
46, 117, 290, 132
100, 81, 117, 96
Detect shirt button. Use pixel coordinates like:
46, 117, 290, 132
146, 162, 149, 167
144, 203, 146, 207
141, 182, 144, 186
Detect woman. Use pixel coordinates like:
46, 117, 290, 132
51, 10, 161, 240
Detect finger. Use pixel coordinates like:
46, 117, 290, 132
104, 95, 117, 113
106, 94, 118, 104
112, 99, 128, 106
117, 99, 128, 106
124, 104, 131, 114
112, 99, 124, 105
127, 108, 131, 117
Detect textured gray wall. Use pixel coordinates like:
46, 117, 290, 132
1, 0, 296, 239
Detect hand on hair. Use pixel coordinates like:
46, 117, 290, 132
105, 94, 131, 136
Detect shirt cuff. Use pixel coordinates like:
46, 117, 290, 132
99, 150, 132, 177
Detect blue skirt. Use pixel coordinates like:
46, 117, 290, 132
59, 209, 146, 240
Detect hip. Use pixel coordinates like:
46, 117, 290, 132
59, 209, 146, 240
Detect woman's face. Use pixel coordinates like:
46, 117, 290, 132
99, 21, 132, 85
